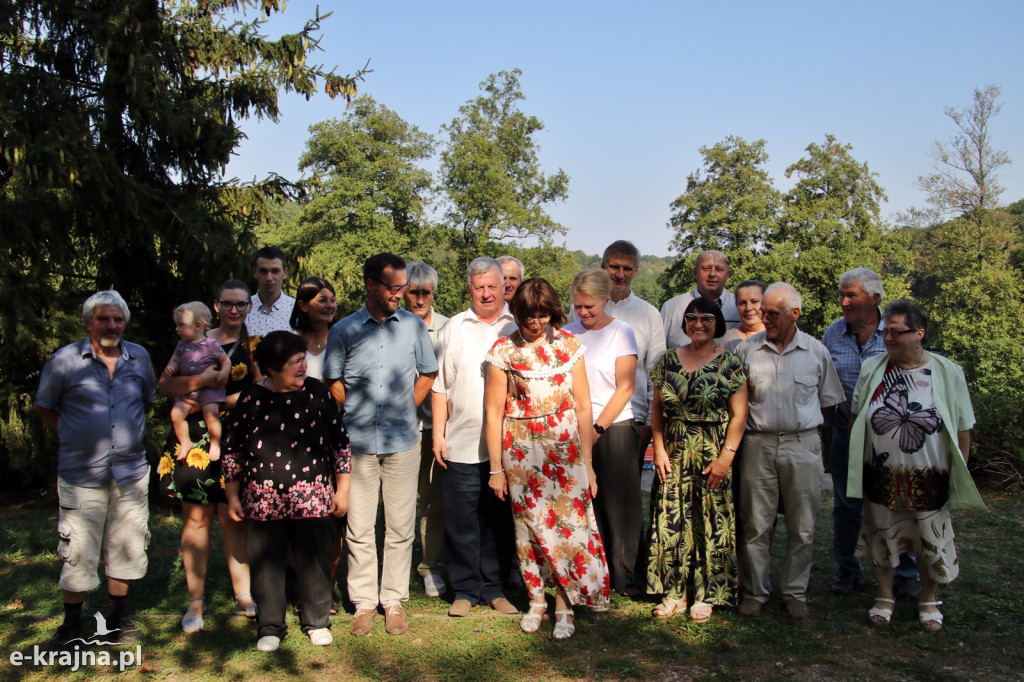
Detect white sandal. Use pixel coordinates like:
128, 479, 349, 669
869, 597, 895, 625
918, 600, 944, 631
553, 609, 575, 640
520, 602, 547, 634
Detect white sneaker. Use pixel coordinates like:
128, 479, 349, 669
423, 574, 447, 597
256, 635, 280, 652
308, 628, 333, 646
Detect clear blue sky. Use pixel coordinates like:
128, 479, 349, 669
228, 0, 1024, 257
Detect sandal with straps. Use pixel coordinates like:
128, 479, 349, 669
234, 593, 258, 618
182, 596, 206, 634
553, 609, 575, 641
652, 597, 687, 618
520, 601, 547, 634
918, 600, 944, 631
689, 601, 713, 623
869, 597, 895, 625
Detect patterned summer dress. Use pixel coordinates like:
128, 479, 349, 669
159, 335, 261, 504
486, 329, 611, 609
856, 360, 958, 582
646, 349, 747, 606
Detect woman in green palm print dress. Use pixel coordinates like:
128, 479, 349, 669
647, 297, 748, 622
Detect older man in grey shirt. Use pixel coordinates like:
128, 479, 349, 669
732, 283, 844, 620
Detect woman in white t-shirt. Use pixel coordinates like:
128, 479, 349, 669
564, 269, 642, 596
290, 277, 337, 381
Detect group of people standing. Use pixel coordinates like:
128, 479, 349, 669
34, 241, 982, 653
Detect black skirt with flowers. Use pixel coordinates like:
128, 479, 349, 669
158, 337, 259, 505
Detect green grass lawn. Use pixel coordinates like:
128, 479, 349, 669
2, 486, 1022, 681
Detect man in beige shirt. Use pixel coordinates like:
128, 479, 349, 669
732, 283, 844, 620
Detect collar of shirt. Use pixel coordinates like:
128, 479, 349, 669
690, 289, 722, 307
355, 304, 400, 326
463, 304, 514, 326
842, 312, 885, 338
757, 328, 810, 355
79, 339, 130, 362
252, 291, 285, 314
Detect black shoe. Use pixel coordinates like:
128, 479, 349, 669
830, 573, 860, 596
50, 622, 83, 650
894, 577, 921, 600
106, 614, 143, 644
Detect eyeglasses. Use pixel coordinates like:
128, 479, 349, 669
374, 278, 410, 294
525, 314, 551, 325
216, 300, 251, 311
882, 327, 917, 339
761, 310, 786, 321
684, 313, 717, 325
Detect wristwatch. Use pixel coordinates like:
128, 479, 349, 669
594, 423, 606, 435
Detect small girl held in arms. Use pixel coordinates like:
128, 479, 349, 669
163, 302, 230, 461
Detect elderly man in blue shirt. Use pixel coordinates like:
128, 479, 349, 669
822, 268, 919, 598
325, 253, 438, 637
34, 290, 159, 648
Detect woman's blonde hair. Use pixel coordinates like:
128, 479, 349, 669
571, 269, 612, 301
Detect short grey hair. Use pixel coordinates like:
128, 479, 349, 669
82, 290, 130, 325
406, 260, 439, 291
765, 282, 802, 311
466, 257, 502, 287
839, 267, 883, 300
496, 255, 525, 281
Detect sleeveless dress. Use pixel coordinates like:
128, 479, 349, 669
646, 349, 746, 606
158, 335, 260, 505
485, 329, 611, 609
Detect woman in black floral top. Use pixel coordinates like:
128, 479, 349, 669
224, 331, 351, 652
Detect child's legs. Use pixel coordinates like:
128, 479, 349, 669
202, 403, 223, 460
171, 400, 194, 454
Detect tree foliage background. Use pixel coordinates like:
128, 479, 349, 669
1, 0, 365, 483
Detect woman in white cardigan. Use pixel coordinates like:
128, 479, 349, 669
847, 299, 984, 632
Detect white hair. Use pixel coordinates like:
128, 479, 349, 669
839, 267, 883, 300
466, 257, 502, 287
496, 255, 524, 280
82, 290, 130, 325
406, 260, 439, 291
764, 282, 802, 311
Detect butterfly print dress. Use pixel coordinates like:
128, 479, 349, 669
486, 329, 611, 609
856, 359, 958, 580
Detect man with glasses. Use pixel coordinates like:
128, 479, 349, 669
402, 261, 450, 598
733, 283, 843, 620
661, 250, 742, 349
431, 257, 519, 617
821, 268, 920, 599
245, 246, 295, 336
324, 253, 438, 637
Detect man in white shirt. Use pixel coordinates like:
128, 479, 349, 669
432, 257, 519, 617
733, 283, 844, 620
403, 261, 450, 599
245, 246, 296, 336
661, 250, 741, 348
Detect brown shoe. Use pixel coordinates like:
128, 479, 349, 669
384, 604, 408, 635
448, 599, 472, 617
350, 608, 375, 636
490, 597, 519, 615
785, 598, 810, 620
737, 598, 764, 617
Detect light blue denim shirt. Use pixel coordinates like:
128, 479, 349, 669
324, 306, 438, 454
35, 339, 158, 486
821, 315, 886, 419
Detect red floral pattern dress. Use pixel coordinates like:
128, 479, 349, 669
486, 329, 611, 608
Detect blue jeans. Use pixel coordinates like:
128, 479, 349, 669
442, 461, 515, 605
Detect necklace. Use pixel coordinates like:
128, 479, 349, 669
895, 349, 928, 370
515, 329, 546, 347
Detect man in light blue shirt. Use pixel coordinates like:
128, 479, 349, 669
34, 290, 158, 648
324, 253, 437, 637
822, 268, 918, 598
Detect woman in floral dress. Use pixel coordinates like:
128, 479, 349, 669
157, 279, 261, 632
485, 278, 610, 641
224, 331, 351, 651
647, 296, 748, 622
